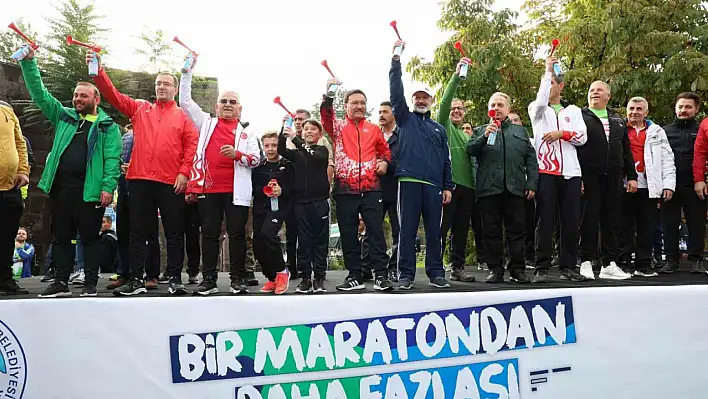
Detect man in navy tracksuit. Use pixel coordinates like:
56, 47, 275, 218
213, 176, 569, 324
390, 40, 454, 290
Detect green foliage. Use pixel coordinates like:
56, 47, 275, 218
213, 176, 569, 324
134, 27, 176, 74
0, 19, 38, 64
409, 0, 708, 126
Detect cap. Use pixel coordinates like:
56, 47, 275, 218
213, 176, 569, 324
412, 85, 433, 98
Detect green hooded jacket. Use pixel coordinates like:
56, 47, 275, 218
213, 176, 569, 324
20, 58, 121, 202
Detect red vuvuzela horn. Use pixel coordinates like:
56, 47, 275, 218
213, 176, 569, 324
263, 185, 273, 195
273, 96, 294, 116
454, 41, 465, 57
66, 35, 101, 53
8, 22, 39, 50
488, 109, 501, 127
320, 60, 335, 78
390, 20, 402, 40
550, 38, 560, 56
173, 36, 198, 56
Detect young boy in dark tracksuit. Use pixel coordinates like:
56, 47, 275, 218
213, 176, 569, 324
278, 120, 330, 293
252, 132, 295, 295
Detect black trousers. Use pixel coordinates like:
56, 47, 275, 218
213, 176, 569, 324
295, 200, 329, 280
129, 180, 185, 280
619, 189, 659, 268
116, 180, 160, 278
441, 185, 475, 269
285, 207, 298, 275
184, 202, 201, 276
382, 200, 399, 272
0, 189, 23, 282
253, 209, 287, 281
197, 193, 249, 280
337, 193, 387, 279
662, 185, 706, 262
50, 187, 104, 286
479, 191, 526, 272
578, 173, 623, 266
525, 198, 536, 260
534, 175, 581, 271
471, 198, 485, 264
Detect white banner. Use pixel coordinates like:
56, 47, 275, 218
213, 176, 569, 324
3, 285, 707, 398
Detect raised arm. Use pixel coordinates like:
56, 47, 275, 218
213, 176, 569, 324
389, 57, 409, 125
91, 55, 141, 118
19, 57, 65, 125
529, 73, 552, 122
179, 71, 209, 129
278, 128, 298, 161
101, 123, 123, 194
320, 95, 336, 139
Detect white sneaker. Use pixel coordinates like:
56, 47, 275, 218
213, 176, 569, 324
72, 270, 86, 285
68, 271, 81, 283
579, 261, 595, 280
599, 262, 632, 280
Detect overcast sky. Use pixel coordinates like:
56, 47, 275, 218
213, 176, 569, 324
4, 0, 524, 133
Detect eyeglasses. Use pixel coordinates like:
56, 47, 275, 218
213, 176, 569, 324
451, 106, 465, 111
219, 99, 239, 105
155, 81, 174, 87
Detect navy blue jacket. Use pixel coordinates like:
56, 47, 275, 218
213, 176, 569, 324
389, 59, 454, 191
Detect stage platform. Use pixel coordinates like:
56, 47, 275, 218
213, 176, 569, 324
7, 264, 708, 299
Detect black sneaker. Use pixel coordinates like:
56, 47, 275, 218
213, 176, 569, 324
690, 261, 708, 274
485, 270, 504, 283
296, 279, 313, 294
245, 272, 259, 286
335, 276, 365, 291
39, 281, 72, 298
229, 279, 248, 294
313, 278, 326, 293
659, 260, 679, 274
398, 278, 413, 290
169, 278, 188, 296
429, 276, 451, 288
113, 279, 147, 296
634, 267, 659, 277
80, 285, 98, 297
388, 269, 398, 283
373, 276, 394, 291
193, 278, 218, 296
158, 274, 170, 284
187, 274, 200, 285
0, 279, 29, 295
41, 269, 56, 282
509, 270, 531, 284
533, 269, 549, 283
450, 269, 475, 282
560, 268, 588, 282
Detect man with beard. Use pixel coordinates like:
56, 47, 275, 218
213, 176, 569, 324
89, 50, 199, 296
528, 56, 587, 283
0, 101, 29, 294
180, 63, 262, 295
377, 101, 400, 281
578, 81, 637, 280
438, 58, 476, 283
20, 49, 122, 297
284, 109, 335, 279
390, 40, 453, 290
661, 92, 706, 273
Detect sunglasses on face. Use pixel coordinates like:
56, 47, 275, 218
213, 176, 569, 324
220, 99, 239, 105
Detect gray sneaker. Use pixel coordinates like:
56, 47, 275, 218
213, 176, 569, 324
450, 269, 475, 282
398, 278, 413, 290
169, 280, 188, 296
429, 276, 451, 288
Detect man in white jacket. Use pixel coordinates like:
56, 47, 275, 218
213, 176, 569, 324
528, 56, 588, 283
180, 63, 262, 295
619, 97, 675, 277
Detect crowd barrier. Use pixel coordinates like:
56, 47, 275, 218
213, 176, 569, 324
1, 285, 706, 398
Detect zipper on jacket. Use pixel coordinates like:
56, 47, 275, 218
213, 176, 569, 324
356, 123, 362, 193
555, 112, 564, 175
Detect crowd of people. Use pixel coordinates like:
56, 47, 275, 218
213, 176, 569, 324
1, 38, 707, 298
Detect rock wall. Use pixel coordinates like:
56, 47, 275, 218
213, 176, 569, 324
0, 61, 218, 272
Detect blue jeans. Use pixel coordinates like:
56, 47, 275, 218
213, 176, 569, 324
74, 233, 84, 272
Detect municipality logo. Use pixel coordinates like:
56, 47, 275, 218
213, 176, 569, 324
0, 320, 26, 398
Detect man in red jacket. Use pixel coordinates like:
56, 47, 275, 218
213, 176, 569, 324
693, 116, 708, 199
87, 51, 198, 296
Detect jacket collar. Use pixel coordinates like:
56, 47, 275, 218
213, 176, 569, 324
66, 106, 112, 124
345, 116, 367, 127
673, 117, 698, 129
155, 99, 177, 109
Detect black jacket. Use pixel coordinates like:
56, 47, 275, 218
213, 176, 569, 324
252, 157, 294, 214
380, 125, 400, 204
663, 117, 699, 187
579, 108, 637, 180
23, 136, 35, 173
278, 131, 330, 203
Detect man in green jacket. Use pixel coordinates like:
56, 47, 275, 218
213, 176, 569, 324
438, 58, 476, 283
468, 92, 539, 284
19, 49, 122, 298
